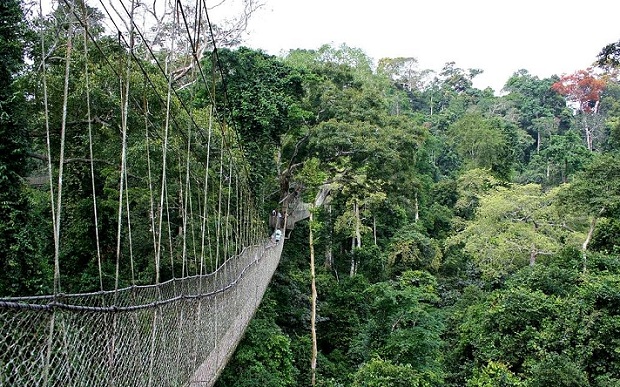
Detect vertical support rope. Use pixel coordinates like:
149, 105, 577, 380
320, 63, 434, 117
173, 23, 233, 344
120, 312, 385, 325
216, 135, 224, 269
38, 0, 57, 270
115, 0, 136, 292
182, 121, 192, 278
124, 169, 135, 284
235, 173, 241, 254
54, 6, 74, 295
226, 159, 233, 257
200, 106, 214, 277
165, 181, 175, 277
155, 22, 174, 286
37, 13, 59, 384
189, 185, 199, 277
144, 93, 159, 278
40, 0, 56, 366
80, 0, 104, 292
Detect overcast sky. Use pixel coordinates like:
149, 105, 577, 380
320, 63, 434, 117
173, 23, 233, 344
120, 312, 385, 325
238, 0, 620, 92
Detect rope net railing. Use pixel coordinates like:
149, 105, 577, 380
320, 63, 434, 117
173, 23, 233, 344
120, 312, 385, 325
1, 0, 279, 386
0, 242, 282, 386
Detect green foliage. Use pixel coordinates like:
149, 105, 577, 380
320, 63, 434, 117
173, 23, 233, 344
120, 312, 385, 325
215, 301, 298, 387
208, 47, 307, 145
445, 249, 620, 386
524, 353, 589, 387
351, 271, 444, 377
349, 245, 387, 282
558, 153, 620, 217
449, 183, 584, 281
467, 361, 524, 386
352, 357, 442, 387
453, 168, 505, 221
507, 247, 582, 297
196, 47, 308, 194
316, 273, 370, 381
386, 223, 442, 275
519, 131, 592, 186
448, 113, 516, 177
591, 217, 620, 253
0, 0, 53, 296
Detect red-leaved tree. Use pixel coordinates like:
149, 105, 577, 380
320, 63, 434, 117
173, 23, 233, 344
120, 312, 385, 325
552, 68, 606, 150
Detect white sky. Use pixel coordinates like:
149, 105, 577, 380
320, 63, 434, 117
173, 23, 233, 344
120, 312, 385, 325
238, 0, 620, 92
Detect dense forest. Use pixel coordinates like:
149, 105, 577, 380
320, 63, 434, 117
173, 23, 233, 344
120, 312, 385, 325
3, 0, 620, 386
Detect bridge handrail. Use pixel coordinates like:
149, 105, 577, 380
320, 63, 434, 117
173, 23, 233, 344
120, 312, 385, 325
0, 241, 269, 312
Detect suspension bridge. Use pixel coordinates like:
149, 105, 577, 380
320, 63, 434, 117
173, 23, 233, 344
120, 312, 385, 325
0, 0, 303, 385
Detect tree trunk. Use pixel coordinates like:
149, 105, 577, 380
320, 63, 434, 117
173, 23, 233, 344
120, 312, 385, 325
414, 192, 419, 222
324, 205, 334, 270
586, 127, 593, 151
373, 216, 377, 246
350, 201, 361, 277
309, 210, 317, 386
354, 200, 361, 248
529, 243, 537, 266
582, 207, 605, 271
430, 93, 433, 116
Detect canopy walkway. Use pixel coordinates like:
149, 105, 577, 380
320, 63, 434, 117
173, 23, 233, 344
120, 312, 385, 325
0, 1, 308, 385
0, 241, 284, 386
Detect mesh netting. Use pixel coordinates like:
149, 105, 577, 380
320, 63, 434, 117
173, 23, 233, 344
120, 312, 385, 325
0, 241, 282, 387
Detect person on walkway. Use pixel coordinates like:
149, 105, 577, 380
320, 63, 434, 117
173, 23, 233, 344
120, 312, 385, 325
274, 229, 282, 244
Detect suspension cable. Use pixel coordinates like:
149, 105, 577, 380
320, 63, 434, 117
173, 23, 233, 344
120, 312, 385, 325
54, 9, 74, 294
80, 1, 104, 291
114, 0, 135, 292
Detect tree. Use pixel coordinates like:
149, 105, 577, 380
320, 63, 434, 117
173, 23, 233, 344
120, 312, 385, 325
448, 183, 584, 280
520, 131, 592, 186
447, 113, 513, 177
596, 39, 620, 69
294, 157, 328, 386
558, 154, 620, 268
466, 361, 523, 386
0, 0, 51, 295
448, 250, 620, 386
502, 70, 567, 154
215, 303, 298, 387
386, 223, 441, 276
197, 47, 307, 196
352, 357, 442, 387
351, 271, 444, 377
552, 69, 606, 151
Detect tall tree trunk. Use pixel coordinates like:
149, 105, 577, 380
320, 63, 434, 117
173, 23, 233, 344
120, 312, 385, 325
373, 216, 377, 246
586, 126, 593, 151
530, 243, 537, 266
350, 201, 361, 277
354, 200, 361, 248
537, 129, 541, 153
309, 210, 317, 386
582, 207, 605, 271
349, 254, 355, 277
324, 205, 333, 270
530, 223, 539, 266
414, 192, 419, 222
430, 93, 433, 116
